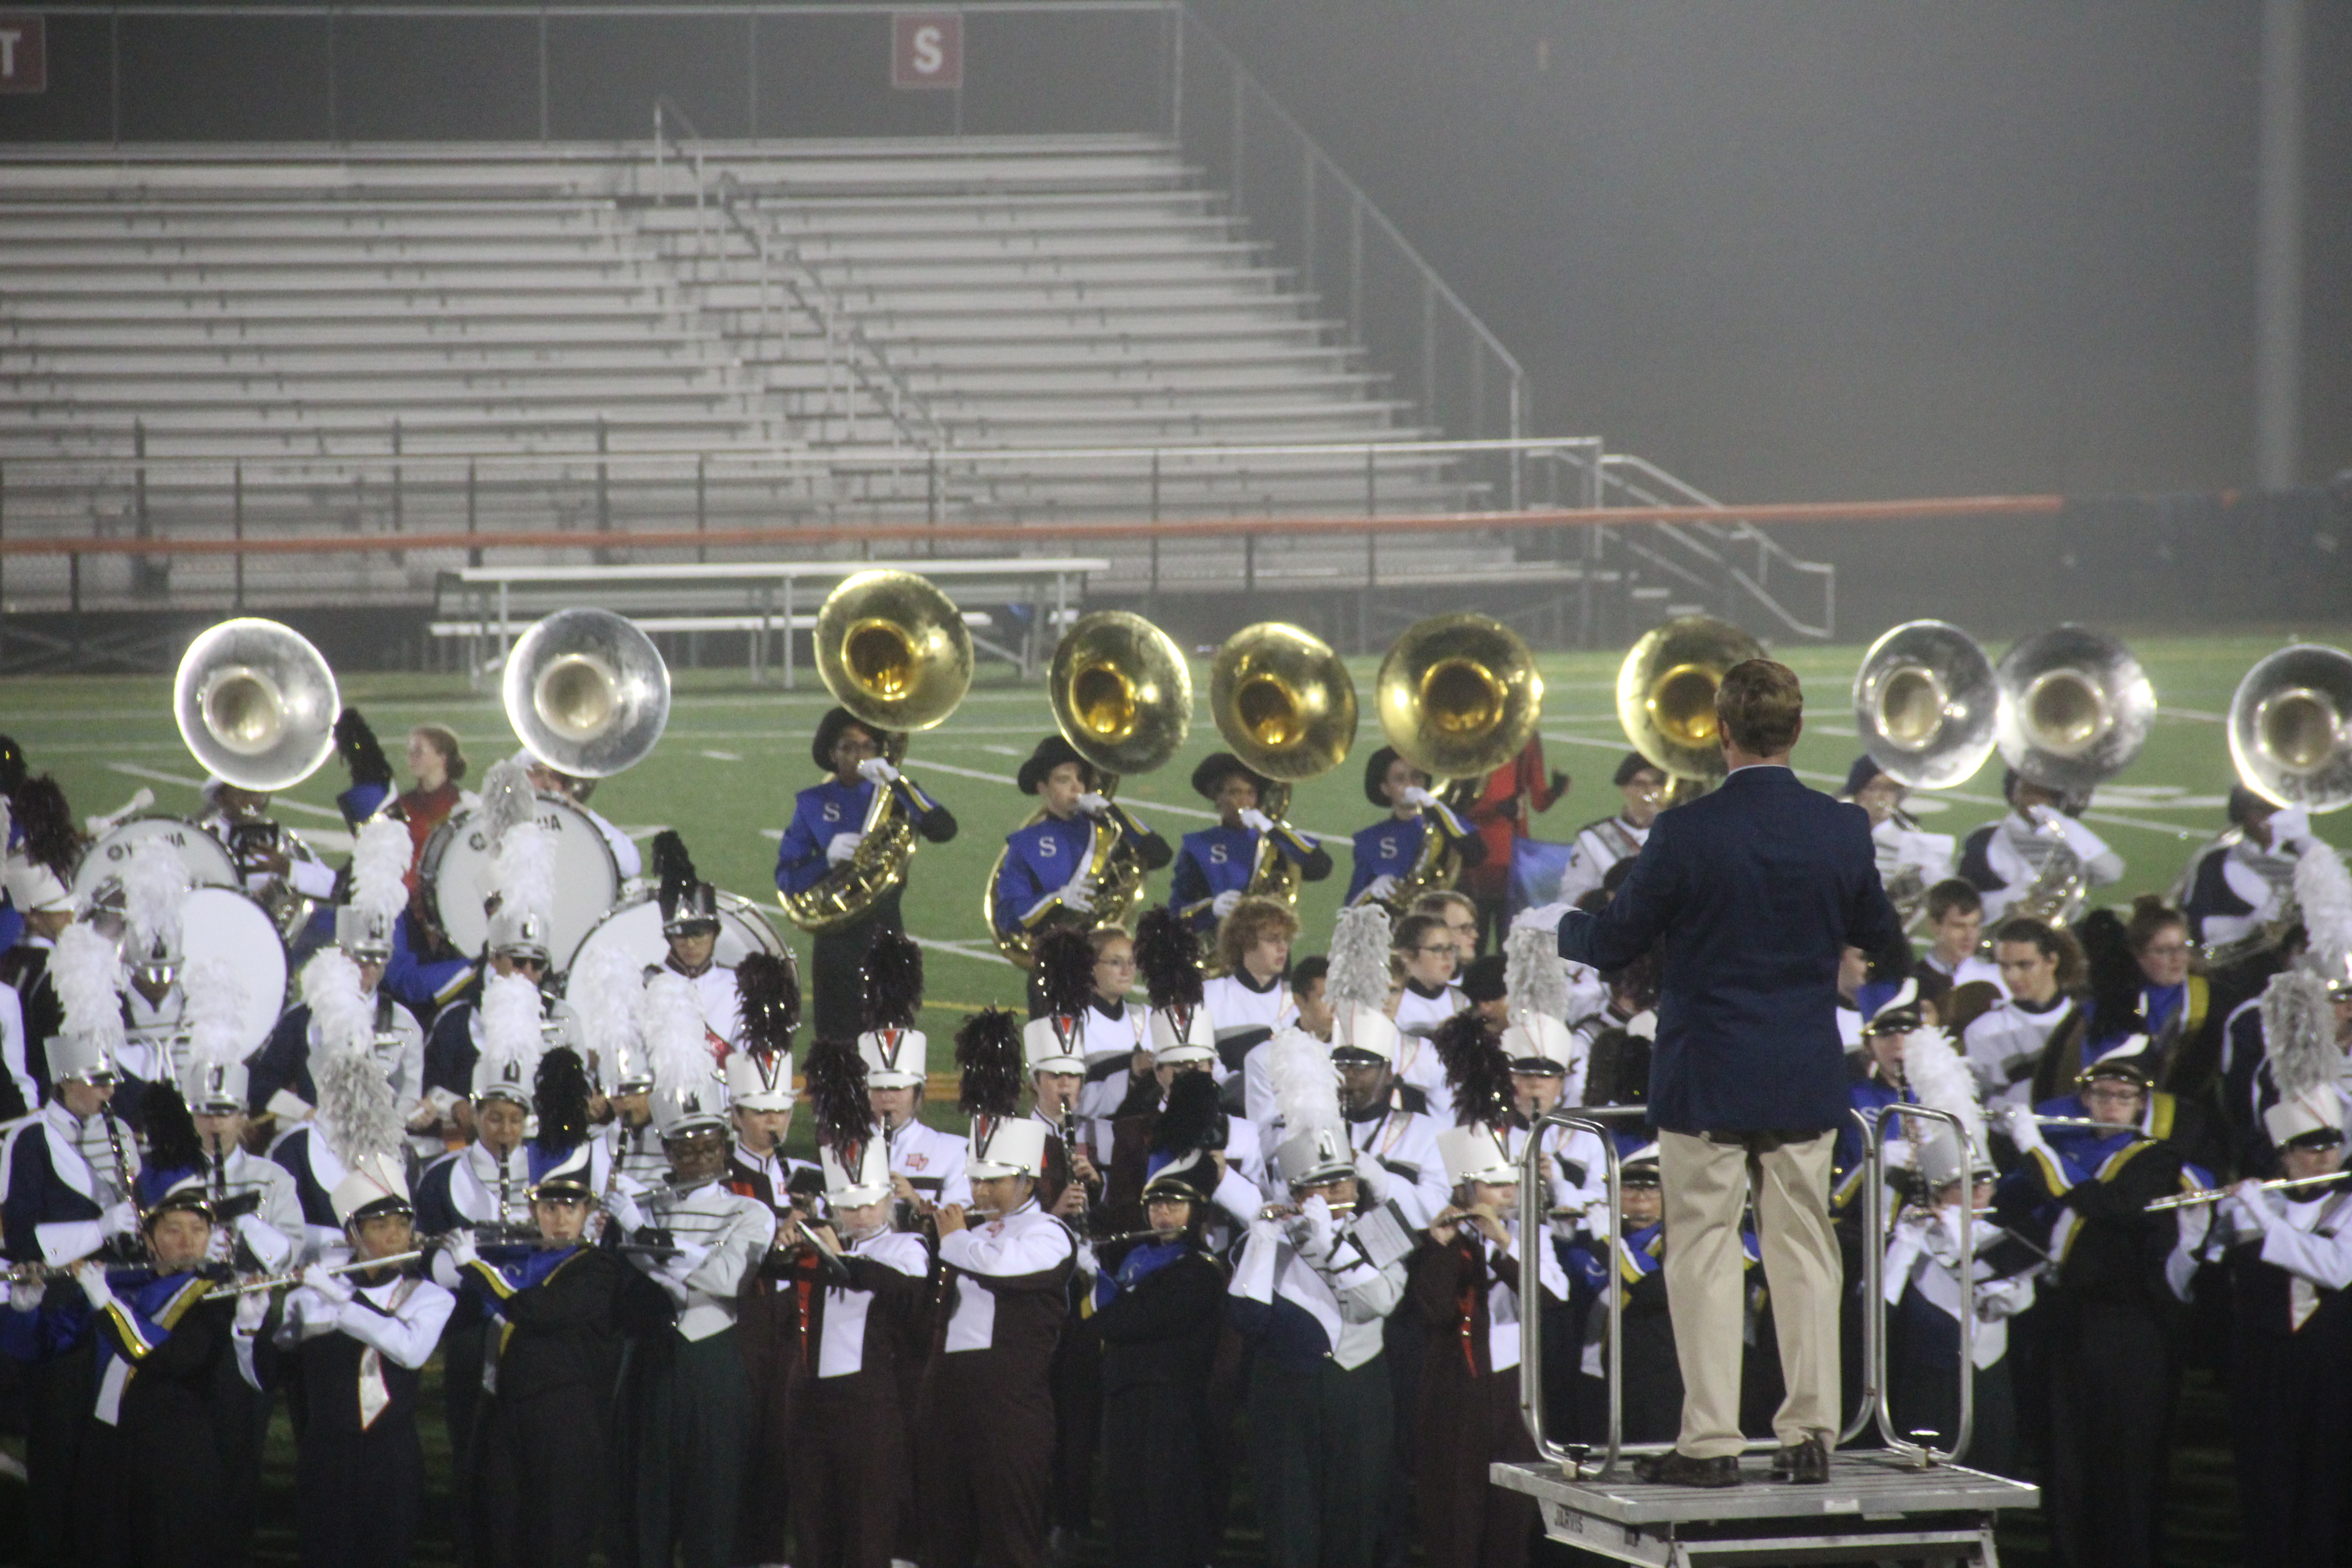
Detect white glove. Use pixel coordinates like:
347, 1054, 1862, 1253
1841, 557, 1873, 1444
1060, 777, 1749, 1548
605, 1188, 647, 1236
2029, 804, 2109, 863
302, 1262, 355, 1305
99, 1200, 140, 1240
2176, 1199, 2215, 1254
2232, 1179, 2283, 1233
2270, 804, 2312, 852
443, 1230, 480, 1271
1076, 792, 1112, 818
1238, 808, 1275, 834
1401, 785, 1440, 810
1295, 1193, 1338, 1261
10, 1280, 45, 1312
1362, 874, 1400, 904
2000, 1103, 2052, 1161
1211, 890, 1243, 919
825, 832, 864, 866
1977, 1274, 2036, 1322
1514, 901, 1571, 936
858, 757, 901, 785
234, 1289, 271, 1336
74, 1262, 115, 1311
1575, 1204, 1613, 1247
1061, 871, 1097, 914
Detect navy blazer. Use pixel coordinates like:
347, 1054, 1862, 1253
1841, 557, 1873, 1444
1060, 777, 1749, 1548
1558, 765, 1906, 1136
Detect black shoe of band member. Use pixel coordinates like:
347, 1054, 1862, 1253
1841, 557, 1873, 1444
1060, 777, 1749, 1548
1769, 1432, 1831, 1484
1631, 1451, 1743, 1488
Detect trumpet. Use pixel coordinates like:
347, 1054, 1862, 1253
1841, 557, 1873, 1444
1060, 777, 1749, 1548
2145, 1169, 2352, 1213
221, 1249, 426, 1297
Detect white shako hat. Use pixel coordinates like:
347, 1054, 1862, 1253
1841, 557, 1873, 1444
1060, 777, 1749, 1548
725, 1050, 797, 1112
1023, 1014, 1088, 1078
642, 970, 727, 1137
49, 922, 125, 1086
1438, 1123, 1519, 1189
336, 815, 412, 963
1147, 1003, 1216, 1066
330, 1152, 413, 1228
2265, 1088, 2346, 1151
1499, 922, 1573, 1074
1273, 1124, 1356, 1189
857, 931, 928, 1089
967, 1117, 1050, 1181
822, 1136, 893, 1208
2, 856, 74, 913
859, 1026, 927, 1090
472, 970, 544, 1107
1325, 904, 1399, 1066
1133, 907, 1215, 1065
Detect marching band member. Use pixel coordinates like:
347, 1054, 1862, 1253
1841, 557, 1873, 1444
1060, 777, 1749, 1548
1092, 1143, 1228, 1568
1842, 754, 1955, 923
1347, 746, 1483, 908
397, 722, 469, 869
785, 1038, 935, 1568
108, 838, 193, 1121
1998, 1049, 2199, 1568
856, 931, 969, 1213
2117, 896, 2219, 1093
329, 706, 400, 830
1961, 916, 2085, 1112
518, 750, 642, 879
193, 773, 339, 914
1957, 769, 2124, 926
275, 1153, 456, 1568
1230, 1057, 1409, 1568
1554, 752, 1665, 908
1413, 1021, 1566, 1568
1291, 952, 1334, 1040
1246, 905, 1381, 1139
1168, 752, 1331, 936
0, 958, 135, 1568
1915, 879, 2004, 1004
648, 829, 744, 1051
2179, 786, 2310, 954
1561, 1147, 1691, 1444
775, 705, 959, 1042
568, 943, 666, 1190
2238, 962, 2352, 1175
1204, 896, 1299, 1083
1390, 911, 1465, 1121
0, 777, 84, 1108
920, 1008, 1080, 1568
1115, 908, 1269, 1236
991, 734, 1171, 956
440, 1161, 675, 1568
1408, 889, 1482, 971
617, 972, 778, 1568
1072, 926, 1151, 1130
2198, 1087, 2352, 1563
720, 951, 815, 1207
173, 1029, 302, 1277
1332, 998, 1449, 1230
1463, 736, 1569, 948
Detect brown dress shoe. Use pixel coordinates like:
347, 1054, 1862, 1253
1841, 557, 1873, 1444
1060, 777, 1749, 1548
1631, 1450, 1743, 1488
1769, 1433, 1831, 1484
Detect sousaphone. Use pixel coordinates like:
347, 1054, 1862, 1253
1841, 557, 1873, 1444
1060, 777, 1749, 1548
1615, 614, 1764, 789
1370, 612, 1542, 908
1209, 623, 1357, 909
1852, 620, 1999, 791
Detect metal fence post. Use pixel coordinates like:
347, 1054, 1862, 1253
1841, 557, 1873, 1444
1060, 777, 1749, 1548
696, 454, 709, 564
466, 459, 480, 569
232, 461, 244, 609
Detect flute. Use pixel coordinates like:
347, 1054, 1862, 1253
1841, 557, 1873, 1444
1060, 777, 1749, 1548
1091, 1225, 1182, 1247
1259, 1200, 1357, 1221
2145, 1169, 2352, 1213
221, 1249, 426, 1296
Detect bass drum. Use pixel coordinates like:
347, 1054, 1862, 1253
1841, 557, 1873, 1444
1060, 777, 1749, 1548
73, 816, 240, 905
180, 886, 290, 1049
419, 795, 621, 972
566, 889, 790, 985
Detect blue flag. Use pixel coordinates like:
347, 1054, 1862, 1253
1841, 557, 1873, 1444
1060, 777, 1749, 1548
1509, 837, 1578, 916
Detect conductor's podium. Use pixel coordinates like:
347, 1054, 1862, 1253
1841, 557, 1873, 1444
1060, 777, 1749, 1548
1491, 1453, 2038, 1567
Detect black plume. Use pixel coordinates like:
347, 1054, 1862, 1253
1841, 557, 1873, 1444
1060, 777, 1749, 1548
1035, 928, 1097, 1018
804, 1035, 873, 1153
737, 951, 801, 1056
861, 931, 925, 1031
142, 1082, 206, 1174
2076, 907, 2144, 1038
12, 776, 79, 874
1134, 906, 1204, 1012
333, 707, 395, 789
1585, 1027, 1651, 1107
0, 734, 25, 796
532, 1046, 593, 1154
651, 829, 698, 896
956, 1006, 1026, 1118
1433, 1011, 1514, 1127
1151, 1067, 1221, 1156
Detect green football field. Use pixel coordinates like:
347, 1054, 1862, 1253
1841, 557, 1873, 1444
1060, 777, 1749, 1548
10, 625, 2351, 1068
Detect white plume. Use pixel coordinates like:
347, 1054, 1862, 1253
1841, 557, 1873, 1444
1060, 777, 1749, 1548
1266, 1027, 1342, 1143
491, 820, 556, 926
52, 922, 127, 1062
300, 948, 374, 1064
0, 797, 11, 862
1505, 920, 1570, 1023
2295, 838, 2352, 982
1900, 1024, 1987, 1173
1325, 904, 1393, 1016
180, 956, 251, 1074
567, 941, 647, 1084
479, 758, 535, 849
481, 971, 547, 1067
2261, 968, 2337, 1102
121, 837, 191, 957
639, 970, 711, 1096
349, 815, 411, 925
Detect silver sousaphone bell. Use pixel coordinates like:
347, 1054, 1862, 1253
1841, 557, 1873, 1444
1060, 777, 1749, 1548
1992, 624, 2155, 796
173, 618, 341, 793
503, 608, 671, 778
2227, 643, 2352, 813
1851, 619, 1999, 791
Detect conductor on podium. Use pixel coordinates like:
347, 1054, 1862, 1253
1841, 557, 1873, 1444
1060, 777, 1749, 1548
1545, 659, 1907, 1487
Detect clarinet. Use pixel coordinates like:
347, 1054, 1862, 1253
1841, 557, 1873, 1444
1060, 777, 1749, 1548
99, 1104, 147, 1261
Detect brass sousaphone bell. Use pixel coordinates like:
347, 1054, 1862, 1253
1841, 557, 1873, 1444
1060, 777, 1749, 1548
1615, 614, 1765, 785
1851, 620, 1999, 791
2227, 644, 2352, 813
782, 569, 973, 935
503, 608, 672, 779
1210, 623, 1358, 908
1992, 624, 2154, 796
174, 617, 342, 793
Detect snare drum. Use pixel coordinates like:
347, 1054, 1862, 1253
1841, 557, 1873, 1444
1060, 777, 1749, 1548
565, 889, 790, 986
420, 793, 622, 971
73, 815, 239, 906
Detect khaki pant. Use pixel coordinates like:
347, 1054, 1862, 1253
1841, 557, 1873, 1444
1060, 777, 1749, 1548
1658, 1128, 1842, 1458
